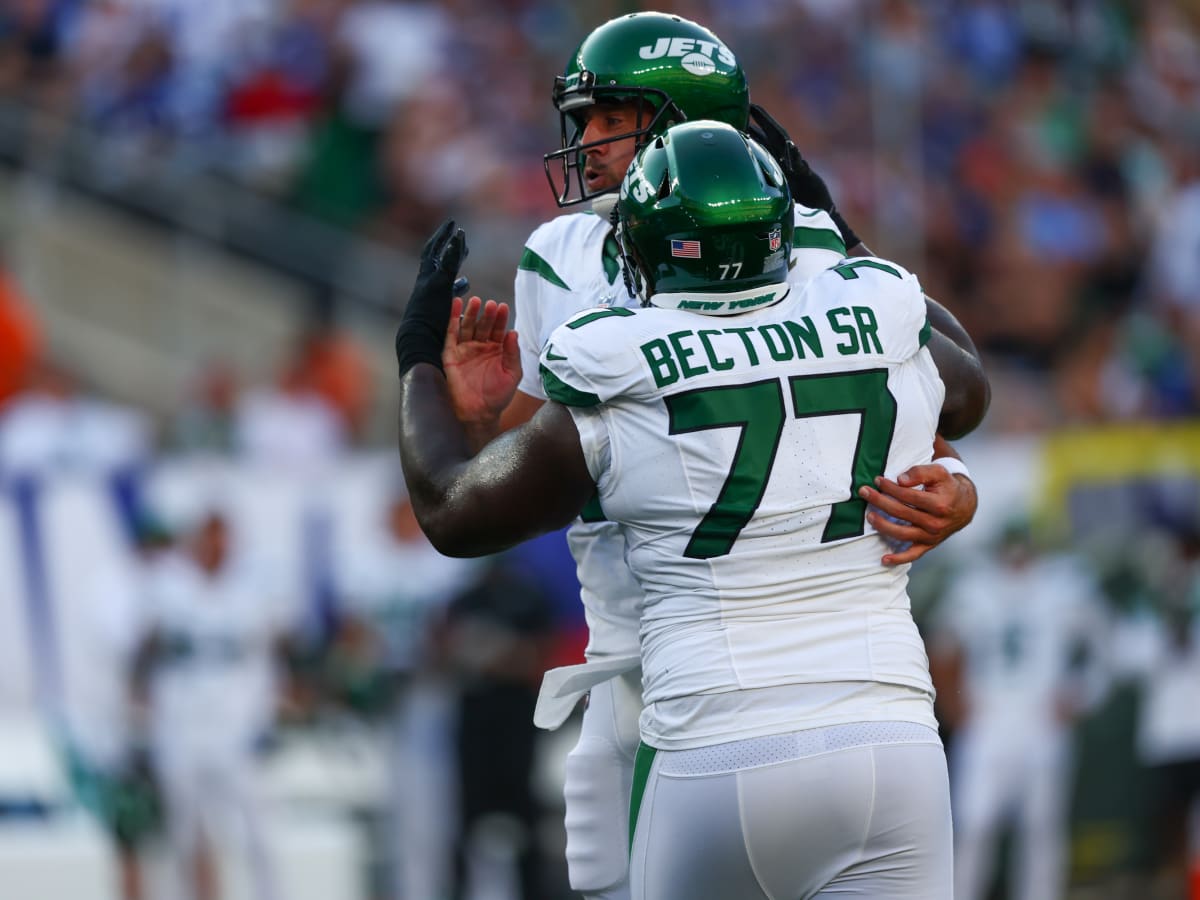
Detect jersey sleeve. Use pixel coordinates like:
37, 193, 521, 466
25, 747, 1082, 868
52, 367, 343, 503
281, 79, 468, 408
538, 307, 647, 408
513, 226, 578, 400
885, 263, 931, 362
828, 256, 931, 363
508, 218, 588, 398
789, 204, 847, 284
564, 404, 612, 489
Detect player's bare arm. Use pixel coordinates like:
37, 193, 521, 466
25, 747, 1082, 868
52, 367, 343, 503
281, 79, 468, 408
923, 297, 990, 439
396, 221, 593, 556
400, 362, 592, 557
864, 291, 986, 561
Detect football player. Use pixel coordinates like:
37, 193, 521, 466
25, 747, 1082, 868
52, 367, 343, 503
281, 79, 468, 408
438, 12, 986, 900
929, 522, 1108, 900
396, 120, 965, 899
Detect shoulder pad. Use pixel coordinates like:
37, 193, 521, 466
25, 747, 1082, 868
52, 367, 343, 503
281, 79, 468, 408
539, 307, 644, 406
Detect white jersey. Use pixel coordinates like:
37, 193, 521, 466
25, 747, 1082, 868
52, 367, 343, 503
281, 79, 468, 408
145, 552, 283, 763
335, 529, 478, 672
540, 258, 945, 749
515, 204, 847, 662
933, 552, 1106, 731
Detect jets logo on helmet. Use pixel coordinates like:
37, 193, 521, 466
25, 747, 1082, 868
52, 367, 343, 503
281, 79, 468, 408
637, 36, 737, 76
544, 12, 750, 207
624, 163, 657, 204
681, 55, 716, 76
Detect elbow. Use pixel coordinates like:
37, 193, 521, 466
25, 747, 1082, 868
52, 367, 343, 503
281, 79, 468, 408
413, 504, 484, 558
411, 494, 496, 559
938, 366, 991, 440
926, 323, 991, 439
400, 462, 485, 557
424, 527, 485, 559
938, 396, 984, 440
427, 536, 475, 558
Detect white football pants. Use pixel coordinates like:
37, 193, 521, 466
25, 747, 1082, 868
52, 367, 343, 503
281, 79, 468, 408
158, 750, 279, 900
629, 722, 953, 900
562, 670, 643, 900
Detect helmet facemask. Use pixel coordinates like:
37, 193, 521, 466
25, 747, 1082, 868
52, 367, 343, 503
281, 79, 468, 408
544, 75, 680, 208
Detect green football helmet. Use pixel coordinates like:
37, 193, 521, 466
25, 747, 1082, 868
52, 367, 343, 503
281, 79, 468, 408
617, 120, 793, 316
545, 12, 750, 207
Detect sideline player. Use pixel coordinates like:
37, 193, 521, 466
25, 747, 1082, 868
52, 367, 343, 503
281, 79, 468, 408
443, 12, 987, 900
396, 121, 968, 898
929, 521, 1108, 900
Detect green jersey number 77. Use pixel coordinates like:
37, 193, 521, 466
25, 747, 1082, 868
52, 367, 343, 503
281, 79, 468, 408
666, 370, 897, 559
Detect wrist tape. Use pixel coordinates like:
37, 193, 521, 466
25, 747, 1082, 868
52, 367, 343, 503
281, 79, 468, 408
932, 456, 971, 480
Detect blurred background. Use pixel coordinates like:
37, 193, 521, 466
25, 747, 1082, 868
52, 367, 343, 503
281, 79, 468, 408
0, 0, 1197, 898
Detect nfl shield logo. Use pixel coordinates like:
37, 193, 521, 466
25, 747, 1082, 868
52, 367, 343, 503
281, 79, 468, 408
768, 226, 781, 252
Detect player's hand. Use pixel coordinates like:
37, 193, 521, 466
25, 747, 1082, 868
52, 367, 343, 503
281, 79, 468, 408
395, 219, 469, 378
747, 104, 862, 250
858, 464, 978, 565
748, 104, 831, 210
443, 295, 522, 429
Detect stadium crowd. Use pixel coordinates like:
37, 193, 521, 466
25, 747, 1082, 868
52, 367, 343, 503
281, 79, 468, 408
0, 2, 1197, 899
2, 0, 1199, 431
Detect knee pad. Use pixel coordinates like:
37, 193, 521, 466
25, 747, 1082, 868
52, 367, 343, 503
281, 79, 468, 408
563, 735, 634, 895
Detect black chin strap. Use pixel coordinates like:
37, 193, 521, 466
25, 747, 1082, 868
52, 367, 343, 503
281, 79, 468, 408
610, 204, 641, 303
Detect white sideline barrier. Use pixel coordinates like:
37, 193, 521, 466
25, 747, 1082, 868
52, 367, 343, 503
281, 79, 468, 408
140, 812, 369, 900
0, 498, 36, 712
0, 813, 120, 900
0, 714, 69, 803
262, 729, 389, 811
0, 717, 119, 900
0, 717, 368, 900
247, 814, 369, 900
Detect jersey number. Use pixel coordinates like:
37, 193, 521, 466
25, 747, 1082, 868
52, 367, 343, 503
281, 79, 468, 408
665, 371, 896, 559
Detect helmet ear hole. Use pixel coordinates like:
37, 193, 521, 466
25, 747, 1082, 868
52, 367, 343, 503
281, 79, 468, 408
656, 170, 671, 201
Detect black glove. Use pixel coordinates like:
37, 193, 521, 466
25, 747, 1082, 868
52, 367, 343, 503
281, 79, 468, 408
395, 219, 468, 378
747, 103, 861, 250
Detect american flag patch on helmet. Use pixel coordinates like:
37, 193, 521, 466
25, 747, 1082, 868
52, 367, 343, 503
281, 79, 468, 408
670, 239, 701, 258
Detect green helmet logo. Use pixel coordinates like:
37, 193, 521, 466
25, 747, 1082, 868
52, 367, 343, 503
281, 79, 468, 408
544, 12, 750, 207
617, 120, 793, 316
637, 35, 737, 74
